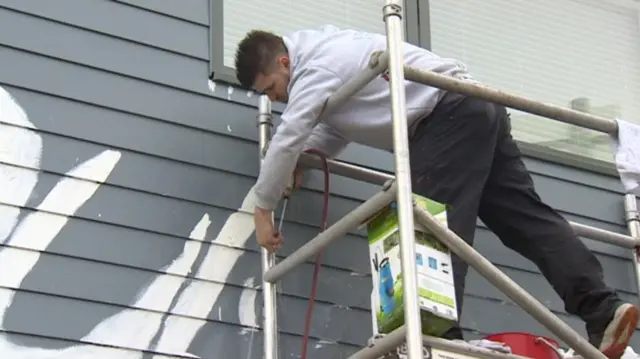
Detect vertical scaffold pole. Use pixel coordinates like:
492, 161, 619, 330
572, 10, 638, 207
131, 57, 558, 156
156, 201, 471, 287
383, 1, 423, 358
624, 194, 640, 303
258, 95, 279, 359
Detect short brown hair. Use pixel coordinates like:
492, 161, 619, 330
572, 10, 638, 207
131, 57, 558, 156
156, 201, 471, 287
234, 30, 287, 89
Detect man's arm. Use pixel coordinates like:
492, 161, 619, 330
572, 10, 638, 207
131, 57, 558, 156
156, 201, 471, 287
287, 123, 349, 192
302, 122, 349, 158
254, 66, 344, 211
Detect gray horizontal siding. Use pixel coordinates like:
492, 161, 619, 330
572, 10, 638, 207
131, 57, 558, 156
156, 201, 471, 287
0, 2, 637, 359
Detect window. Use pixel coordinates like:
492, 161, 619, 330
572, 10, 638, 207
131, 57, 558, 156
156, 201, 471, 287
209, 0, 422, 85
429, 0, 640, 166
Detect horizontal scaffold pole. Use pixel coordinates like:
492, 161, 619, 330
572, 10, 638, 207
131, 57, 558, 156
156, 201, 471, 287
298, 153, 638, 247
348, 326, 541, 359
404, 65, 618, 134
262, 181, 397, 283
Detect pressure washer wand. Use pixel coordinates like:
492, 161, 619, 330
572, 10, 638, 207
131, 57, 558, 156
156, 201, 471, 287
278, 196, 288, 233
278, 172, 296, 233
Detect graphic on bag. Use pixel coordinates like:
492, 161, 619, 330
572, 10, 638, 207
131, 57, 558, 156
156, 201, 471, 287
372, 252, 395, 315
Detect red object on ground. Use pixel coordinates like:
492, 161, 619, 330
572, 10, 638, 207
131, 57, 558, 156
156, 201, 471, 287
484, 332, 562, 359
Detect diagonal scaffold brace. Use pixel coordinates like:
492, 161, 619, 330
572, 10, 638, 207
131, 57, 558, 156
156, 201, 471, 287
256, 1, 640, 359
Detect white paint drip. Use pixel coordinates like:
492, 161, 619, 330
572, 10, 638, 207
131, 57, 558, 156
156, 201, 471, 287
238, 277, 258, 327
207, 80, 216, 93
314, 339, 338, 349
240, 276, 259, 359
153, 186, 259, 355
246, 91, 253, 98
239, 327, 259, 335
227, 86, 234, 100
227, 125, 232, 132
349, 272, 368, 277
0, 91, 42, 244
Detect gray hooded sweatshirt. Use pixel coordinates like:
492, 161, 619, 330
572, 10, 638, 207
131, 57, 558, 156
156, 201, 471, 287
255, 25, 475, 210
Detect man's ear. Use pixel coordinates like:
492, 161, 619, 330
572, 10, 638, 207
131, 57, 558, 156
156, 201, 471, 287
279, 56, 290, 68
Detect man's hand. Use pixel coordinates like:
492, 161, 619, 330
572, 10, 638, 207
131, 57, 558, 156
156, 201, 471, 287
254, 206, 283, 252
283, 166, 304, 198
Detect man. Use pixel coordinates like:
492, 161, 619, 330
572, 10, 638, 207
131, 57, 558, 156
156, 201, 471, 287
233, 25, 638, 358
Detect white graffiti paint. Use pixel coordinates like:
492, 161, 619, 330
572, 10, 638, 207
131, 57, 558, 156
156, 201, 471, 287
227, 86, 234, 100
0, 87, 42, 244
0, 153, 125, 358
207, 80, 216, 93
153, 187, 260, 355
0, 86, 262, 358
238, 277, 258, 328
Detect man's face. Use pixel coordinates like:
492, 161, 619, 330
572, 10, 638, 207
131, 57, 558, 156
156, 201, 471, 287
253, 56, 291, 103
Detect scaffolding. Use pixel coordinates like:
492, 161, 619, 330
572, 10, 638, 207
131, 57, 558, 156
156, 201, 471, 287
255, 1, 640, 358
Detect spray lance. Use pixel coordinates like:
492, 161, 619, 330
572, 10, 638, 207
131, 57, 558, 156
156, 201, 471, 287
277, 171, 296, 233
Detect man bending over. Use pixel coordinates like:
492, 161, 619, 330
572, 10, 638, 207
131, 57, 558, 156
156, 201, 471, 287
233, 25, 638, 359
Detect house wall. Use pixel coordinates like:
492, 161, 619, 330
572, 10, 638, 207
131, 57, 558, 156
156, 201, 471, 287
0, 1, 637, 358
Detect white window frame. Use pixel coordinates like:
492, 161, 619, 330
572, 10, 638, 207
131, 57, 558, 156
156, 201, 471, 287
424, 0, 640, 175
208, 0, 425, 85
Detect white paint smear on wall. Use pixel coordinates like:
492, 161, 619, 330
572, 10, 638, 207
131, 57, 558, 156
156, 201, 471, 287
0, 88, 42, 244
0, 148, 123, 358
0, 85, 262, 358
153, 186, 260, 355
0, 150, 122, 290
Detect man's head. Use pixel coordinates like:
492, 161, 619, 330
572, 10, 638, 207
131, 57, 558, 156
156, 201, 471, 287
235, 30, 291, 103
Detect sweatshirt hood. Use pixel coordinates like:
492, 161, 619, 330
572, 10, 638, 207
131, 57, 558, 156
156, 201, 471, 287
282, 25, 342, 93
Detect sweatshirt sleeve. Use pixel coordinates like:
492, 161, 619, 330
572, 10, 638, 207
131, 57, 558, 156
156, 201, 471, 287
302, 121, 349, 158
254, 66, 344, 211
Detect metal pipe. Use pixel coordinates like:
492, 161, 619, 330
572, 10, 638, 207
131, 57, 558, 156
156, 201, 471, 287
571, 221, 639, 248
413, 206, 607, 359
383, 2, 423, 358
351, 326, 535, 359
421, 334, 535, 359
624, 194, 640, 303
348, 327, 406, 359
298, 153, 393, 185
263, 181, 397, 283
258, 95, 279, 359
297, 155, 637, 247
403, 65, 618, 135
322, 51, 389, 117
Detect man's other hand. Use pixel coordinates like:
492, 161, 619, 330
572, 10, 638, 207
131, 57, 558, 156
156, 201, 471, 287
254, 206, 283, 252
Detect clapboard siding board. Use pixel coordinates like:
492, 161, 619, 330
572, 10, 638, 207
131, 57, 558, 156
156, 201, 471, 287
0, 2, 637, 358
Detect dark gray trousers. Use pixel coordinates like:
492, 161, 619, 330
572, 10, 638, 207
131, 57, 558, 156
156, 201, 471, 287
408, 92, 621, 341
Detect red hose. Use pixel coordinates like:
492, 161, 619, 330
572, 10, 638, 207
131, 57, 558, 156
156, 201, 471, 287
300, 148, 331, 359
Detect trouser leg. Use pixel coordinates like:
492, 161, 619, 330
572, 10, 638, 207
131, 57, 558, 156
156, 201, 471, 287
476, 112, 621, 337
409, 93, 502, 339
